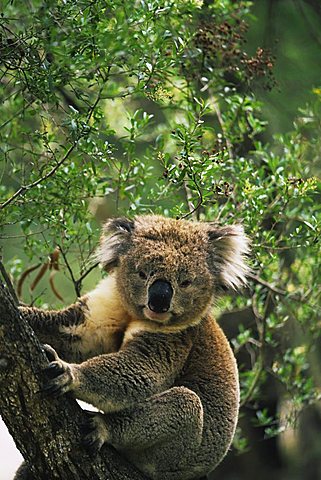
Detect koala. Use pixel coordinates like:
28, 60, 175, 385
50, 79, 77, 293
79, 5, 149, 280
15, 215, 249, 480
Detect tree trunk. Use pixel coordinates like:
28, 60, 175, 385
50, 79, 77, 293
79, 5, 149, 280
0, 281, 147, 480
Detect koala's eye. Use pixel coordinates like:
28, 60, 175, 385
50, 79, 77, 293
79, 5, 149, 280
180, 279, 192, 288
138, 271, 147, 280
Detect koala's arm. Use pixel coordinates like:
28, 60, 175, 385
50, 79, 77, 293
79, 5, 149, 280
19, 302, 87, 362
44, 329, 194, 413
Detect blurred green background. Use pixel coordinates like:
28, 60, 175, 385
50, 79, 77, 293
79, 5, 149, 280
248, 0, 321, 137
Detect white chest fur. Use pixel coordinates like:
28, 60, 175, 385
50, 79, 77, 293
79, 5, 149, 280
61, 275, 130, 357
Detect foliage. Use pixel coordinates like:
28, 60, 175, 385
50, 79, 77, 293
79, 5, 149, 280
1, 0, 321, 461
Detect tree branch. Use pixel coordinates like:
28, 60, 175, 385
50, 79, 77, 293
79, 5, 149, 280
0, 281, 147, 480
0, 258, 19, 305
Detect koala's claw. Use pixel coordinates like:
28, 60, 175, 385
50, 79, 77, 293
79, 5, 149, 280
81, 411, 109, 455
42, 345, 74, 397
44, 362, 65, 379
43, 344, 59, 362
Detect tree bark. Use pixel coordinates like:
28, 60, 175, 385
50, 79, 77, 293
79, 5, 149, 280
0, 281, 147, 480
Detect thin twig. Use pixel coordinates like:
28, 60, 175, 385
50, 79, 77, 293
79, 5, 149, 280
180, 129, 204, 220
57, 245, 80, 298
240, 292, 271, 407
182, 182, 199, 219
0, 228, 49, 240
86, 78, 110, 123
0, 144, 76, 210
101, 90, 133, 100
180, 175, 203, 220
0, 99, 34, 130
248, 273, 288, 296
210, 96, 234, 160
77, 262, 99, 285
240, 356, 264, 408
253, 243, 305, 251
74, 262, 99, 296
249, 273, 303, 304
58, 245, 99, 298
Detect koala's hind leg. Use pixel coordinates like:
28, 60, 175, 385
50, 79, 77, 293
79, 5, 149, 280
106, 386, 203, 449
84, 386, 204, 480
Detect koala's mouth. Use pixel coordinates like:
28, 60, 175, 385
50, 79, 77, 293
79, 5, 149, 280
142, 306, 172, 323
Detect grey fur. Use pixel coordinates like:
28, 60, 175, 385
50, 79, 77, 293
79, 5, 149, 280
15, 215, 249, 480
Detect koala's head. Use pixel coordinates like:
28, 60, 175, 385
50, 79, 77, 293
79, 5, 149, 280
97, 215, 249, 329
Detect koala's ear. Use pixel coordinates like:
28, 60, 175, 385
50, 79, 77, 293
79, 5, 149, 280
96, 217, 135, 271
207, 224, 250, 290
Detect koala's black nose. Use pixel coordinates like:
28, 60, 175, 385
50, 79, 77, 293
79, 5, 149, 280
148, 280, 173, 313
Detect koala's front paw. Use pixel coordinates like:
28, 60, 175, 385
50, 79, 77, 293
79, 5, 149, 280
42, 344, 75, 396
81, 411, 109, 455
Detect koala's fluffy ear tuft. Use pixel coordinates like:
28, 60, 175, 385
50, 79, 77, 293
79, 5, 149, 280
207, 224, 250, 290
96, 217, 135, 271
